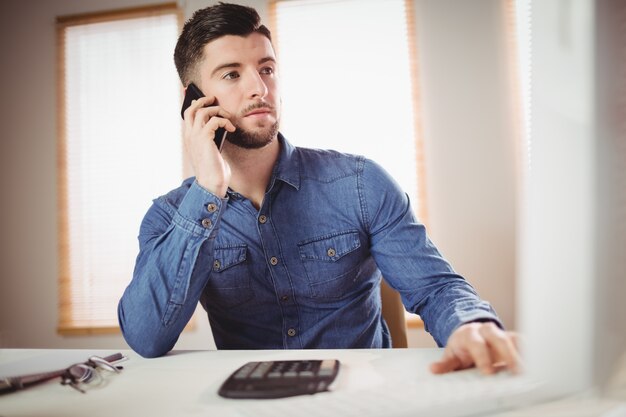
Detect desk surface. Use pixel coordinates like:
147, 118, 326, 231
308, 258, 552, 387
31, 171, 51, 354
0, 348, 623, 417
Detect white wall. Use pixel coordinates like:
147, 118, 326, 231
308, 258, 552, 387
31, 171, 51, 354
413, 0, 517, 331
0, 0, 517, 350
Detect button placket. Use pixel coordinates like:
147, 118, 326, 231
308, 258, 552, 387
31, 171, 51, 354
256, 200, 301, 348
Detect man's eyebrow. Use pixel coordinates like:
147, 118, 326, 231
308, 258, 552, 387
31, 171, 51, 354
259, 56, 276, 65
211, 62, 241, 78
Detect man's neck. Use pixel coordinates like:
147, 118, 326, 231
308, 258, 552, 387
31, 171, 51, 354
222, 137, 280, 210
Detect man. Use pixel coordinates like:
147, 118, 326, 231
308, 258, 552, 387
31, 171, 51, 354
118, 2, 520, 375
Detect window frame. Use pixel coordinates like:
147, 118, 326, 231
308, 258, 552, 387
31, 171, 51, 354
56, 3, 183, 335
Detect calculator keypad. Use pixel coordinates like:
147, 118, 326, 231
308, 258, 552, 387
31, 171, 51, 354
218, 359, 340, 399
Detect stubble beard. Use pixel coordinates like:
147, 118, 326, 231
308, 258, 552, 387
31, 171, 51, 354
226, 119, 280, 149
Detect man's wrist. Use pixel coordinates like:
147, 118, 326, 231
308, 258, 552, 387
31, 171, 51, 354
195, 176, 228, 198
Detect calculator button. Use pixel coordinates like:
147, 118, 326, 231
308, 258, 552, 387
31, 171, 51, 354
233, 362, 257, 379
249, 361, 272, 379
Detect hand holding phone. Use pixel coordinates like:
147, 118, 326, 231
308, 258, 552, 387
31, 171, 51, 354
181, 83, 227, 152
180, 83, 234, 197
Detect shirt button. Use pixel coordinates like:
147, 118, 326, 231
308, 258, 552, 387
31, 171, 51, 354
287, 328, 296, 337
207, 203, 218, 213
201, 218, 212, 228
258, 215, 267, 224
280, 295, 289, 302
213, 260, 221, 270
270, 256, 279, 266
327, 248, 336, 257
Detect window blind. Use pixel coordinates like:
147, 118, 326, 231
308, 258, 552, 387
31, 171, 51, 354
57, 5, 183, 333
273, 0, 425, 219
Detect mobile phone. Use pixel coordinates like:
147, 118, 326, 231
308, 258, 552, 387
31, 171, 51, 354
180, 83, 227, 151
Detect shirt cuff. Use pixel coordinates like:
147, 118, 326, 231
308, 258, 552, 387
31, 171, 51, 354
463, 317, 504, 329
172, 180, 228, 237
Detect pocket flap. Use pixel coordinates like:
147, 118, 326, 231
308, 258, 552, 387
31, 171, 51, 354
213, 245, 247, 272
298, 231, 360, 262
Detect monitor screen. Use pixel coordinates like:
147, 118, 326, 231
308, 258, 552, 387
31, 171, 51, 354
518, 0, 626, 395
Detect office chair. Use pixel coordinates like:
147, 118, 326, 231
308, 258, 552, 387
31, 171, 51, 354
380, 279, 408, 348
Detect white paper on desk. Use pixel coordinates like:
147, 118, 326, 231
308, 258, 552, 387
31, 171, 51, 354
331, 351, 386, 391
227, 387, 418, 417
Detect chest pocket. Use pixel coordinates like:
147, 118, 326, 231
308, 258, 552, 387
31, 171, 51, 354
298, 230, 362, 299
206, 245, 254, 309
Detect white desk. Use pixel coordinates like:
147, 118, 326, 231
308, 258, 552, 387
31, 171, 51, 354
0, 348, 624, 417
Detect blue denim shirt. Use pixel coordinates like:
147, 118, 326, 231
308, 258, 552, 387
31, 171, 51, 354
118, 134, 500, 357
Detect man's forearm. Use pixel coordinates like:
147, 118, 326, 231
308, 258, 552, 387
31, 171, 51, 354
118, 228, 211, 358
118, 183, 225, 357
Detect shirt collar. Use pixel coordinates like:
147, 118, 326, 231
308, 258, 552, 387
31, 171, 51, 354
270, 133, 301, 191
225, 133, 301, 199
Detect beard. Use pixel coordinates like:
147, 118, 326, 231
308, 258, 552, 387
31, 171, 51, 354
226, 120, 279, 149
225, 102, 280, 150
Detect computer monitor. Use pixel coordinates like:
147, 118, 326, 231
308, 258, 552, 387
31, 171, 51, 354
518, 0, 626, 397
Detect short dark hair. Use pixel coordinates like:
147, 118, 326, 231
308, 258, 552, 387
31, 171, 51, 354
174, 2, 272, 86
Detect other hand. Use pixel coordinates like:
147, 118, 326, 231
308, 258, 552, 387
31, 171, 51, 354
430, 321, 521, 375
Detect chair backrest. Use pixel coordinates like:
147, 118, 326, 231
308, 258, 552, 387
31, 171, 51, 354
380, 279, 408, 348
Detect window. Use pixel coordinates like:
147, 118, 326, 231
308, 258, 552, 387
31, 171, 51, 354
57, 4, 183, 334
272, 0, 427, 220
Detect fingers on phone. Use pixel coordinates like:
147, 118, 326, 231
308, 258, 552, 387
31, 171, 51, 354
195, 106, 232, 126
203, 116, 236, 135
183, 96, 219, 123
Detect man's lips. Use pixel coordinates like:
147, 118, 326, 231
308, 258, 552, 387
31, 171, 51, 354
244, 108, 273, 117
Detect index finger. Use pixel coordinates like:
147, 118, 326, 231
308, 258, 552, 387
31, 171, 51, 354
183, 95, 218, 124
194, 105, 233, 126
430, 349, 463, 374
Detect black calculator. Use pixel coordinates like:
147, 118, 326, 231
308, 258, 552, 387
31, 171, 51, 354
218, 359, 340, 399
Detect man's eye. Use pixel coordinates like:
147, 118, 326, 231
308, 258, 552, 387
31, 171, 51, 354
223, 72, 239, 80
260, 67, 274, 75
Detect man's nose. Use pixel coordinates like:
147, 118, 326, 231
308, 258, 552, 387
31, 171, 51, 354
245, 71, 268, 99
